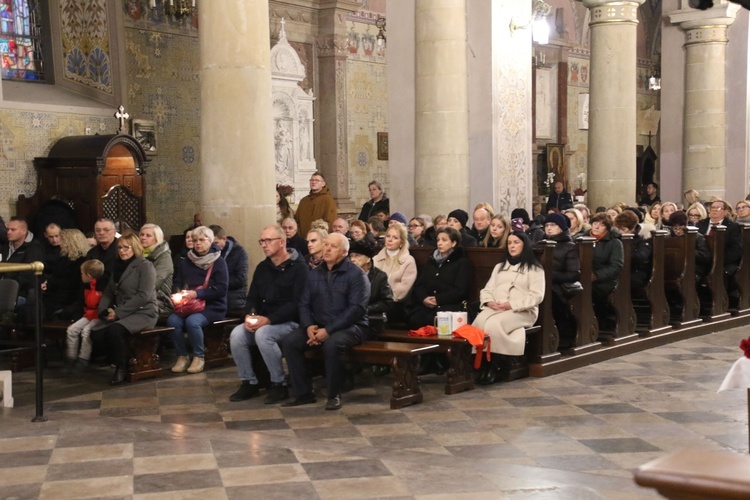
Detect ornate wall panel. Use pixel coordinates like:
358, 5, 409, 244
60, 0, 113, 94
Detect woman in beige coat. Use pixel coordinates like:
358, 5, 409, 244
473, 231, 545, 385
373, 222, 417, 323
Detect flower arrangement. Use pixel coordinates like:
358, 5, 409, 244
574, 172, 587, 197
741, 337, 750, 359
276, 184, 294, 198
544, 172, 555, 194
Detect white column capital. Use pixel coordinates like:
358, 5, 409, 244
579, 0, 645, 26
669, 3, 740, 31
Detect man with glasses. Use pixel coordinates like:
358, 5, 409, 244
228, 225, 308, 404
697, 199, 743, 278
468, 204, 494, 242
86, 218, 119, 291
294, 172, 338, 235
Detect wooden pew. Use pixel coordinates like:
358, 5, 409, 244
600, 233, 638, 345
634, 230, 672, 336
634, 449, 750, 499
528, 240, 562, 364
663, 228, 702, 328
701, 226, 731, 321
569, 237, 600, 355
731, 223, 750, 316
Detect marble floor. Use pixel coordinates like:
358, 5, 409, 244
1, 326, 749, 499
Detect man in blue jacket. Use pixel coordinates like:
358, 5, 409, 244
228, 225, 308, 404
210, 224, 249, 311
281, 232, 370, 410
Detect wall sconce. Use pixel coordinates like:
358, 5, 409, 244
649, 75, 661, 91
375, 17, 386, 47
510, 0, 553, 45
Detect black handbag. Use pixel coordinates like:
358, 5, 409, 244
560, 281, 583, 297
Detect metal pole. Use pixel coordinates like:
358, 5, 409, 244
32, 271, 46, 422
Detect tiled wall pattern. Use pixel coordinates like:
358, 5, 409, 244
0, 110, 114, 220
123, 0, 200, 237
60, 0, 113, 95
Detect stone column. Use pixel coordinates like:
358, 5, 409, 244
200, 1, 275, 276
670, 3, 740, 201
316, 1, 360, 214
582, 0, 644, 210
415, 0, 470, 216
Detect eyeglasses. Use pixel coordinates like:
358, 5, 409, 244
737, 205, 750, 211
117, 245, 132, 251
258, 238, 282, 246
687, 213, 701, 219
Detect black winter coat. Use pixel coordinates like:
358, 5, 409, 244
586, 230, 624, 296
697, 217, 743, 275
542, 232, 580, 285
367, 266, 393, 315
628, 230, 652, 291
1, 237, 45, 298
220, 236, 249, 311
244, 249, 308, 323
358, 196, 390, 222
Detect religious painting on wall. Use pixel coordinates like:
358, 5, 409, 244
546, 143, 566, 190
377, 132, 388, 160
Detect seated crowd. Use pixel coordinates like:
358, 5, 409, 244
1, 174, 749, 410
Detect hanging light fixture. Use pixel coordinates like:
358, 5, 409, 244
510, 0, 553, 45
150, 0, 197, 22
375, 17, 386, 47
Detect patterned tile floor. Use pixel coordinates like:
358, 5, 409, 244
1, 326, 749, 499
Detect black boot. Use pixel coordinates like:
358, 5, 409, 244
477, 354, 501, 386
110, 368, 126, 386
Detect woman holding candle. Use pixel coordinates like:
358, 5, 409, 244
168, 226, 229, 374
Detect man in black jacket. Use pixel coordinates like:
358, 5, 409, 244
228, 225, 308, 404
546, 182, 573, 213
1, 217, 45, 309
281, 218, 309, 257
697, 200, 743, 276
86, 218, 119, 291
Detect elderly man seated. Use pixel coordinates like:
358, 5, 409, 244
281, 233, 370, 411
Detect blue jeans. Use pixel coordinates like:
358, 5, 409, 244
167, 313, 209, 357
230, 321, 297, 385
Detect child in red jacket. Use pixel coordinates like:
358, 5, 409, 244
65, 259, 105, 373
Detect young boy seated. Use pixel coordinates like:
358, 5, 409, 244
65, 259, 105, 374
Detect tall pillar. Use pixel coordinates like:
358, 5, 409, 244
316, 2, 359, 213
670, 3, 740, 201
415, 0, 470, 216
200, 1, 275, 275
582, 0, 644, 210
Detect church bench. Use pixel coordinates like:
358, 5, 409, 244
700, 226, 731, 321
158, 315, 242, 369
634, 449, 750, 499
0, 319, 173, 381
599, 233, 638, 345
731, 223, 750, 315
663, 228, 702, 328
304, 339, 439, 409
377, 329, 489, 394
568, 237, 600, 354
349, 341, 440, 409
632, 230, 672, 336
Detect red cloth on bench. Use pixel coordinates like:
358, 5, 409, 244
408, 325, 437, 337
453, 324, 491, 369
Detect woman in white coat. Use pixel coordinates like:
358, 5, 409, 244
473, 231, 545, 385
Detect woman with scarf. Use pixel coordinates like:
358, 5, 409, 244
91, 233, 158, 385
168, 226, 229, 375
473, 231, 545, 385
373, 222, 417, 324
140, 223, 174, 315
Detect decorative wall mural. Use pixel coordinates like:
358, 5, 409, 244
60, 0, 113, 94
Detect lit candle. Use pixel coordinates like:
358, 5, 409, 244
248, 317, 259, 326
192, 0, 196, 7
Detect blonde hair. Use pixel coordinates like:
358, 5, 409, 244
140, 223, 164, 246
310, 219, 329, 231
60, 229, 90, 260
483, 214, 510, 249
118, 232, 145, 258
386, 222, 410, 256
687, 202, 707, 221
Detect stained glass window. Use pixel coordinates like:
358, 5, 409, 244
1, 0, 45, 81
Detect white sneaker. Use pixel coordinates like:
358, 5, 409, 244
171, 356, 190, 373
187, 357, 205, 374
